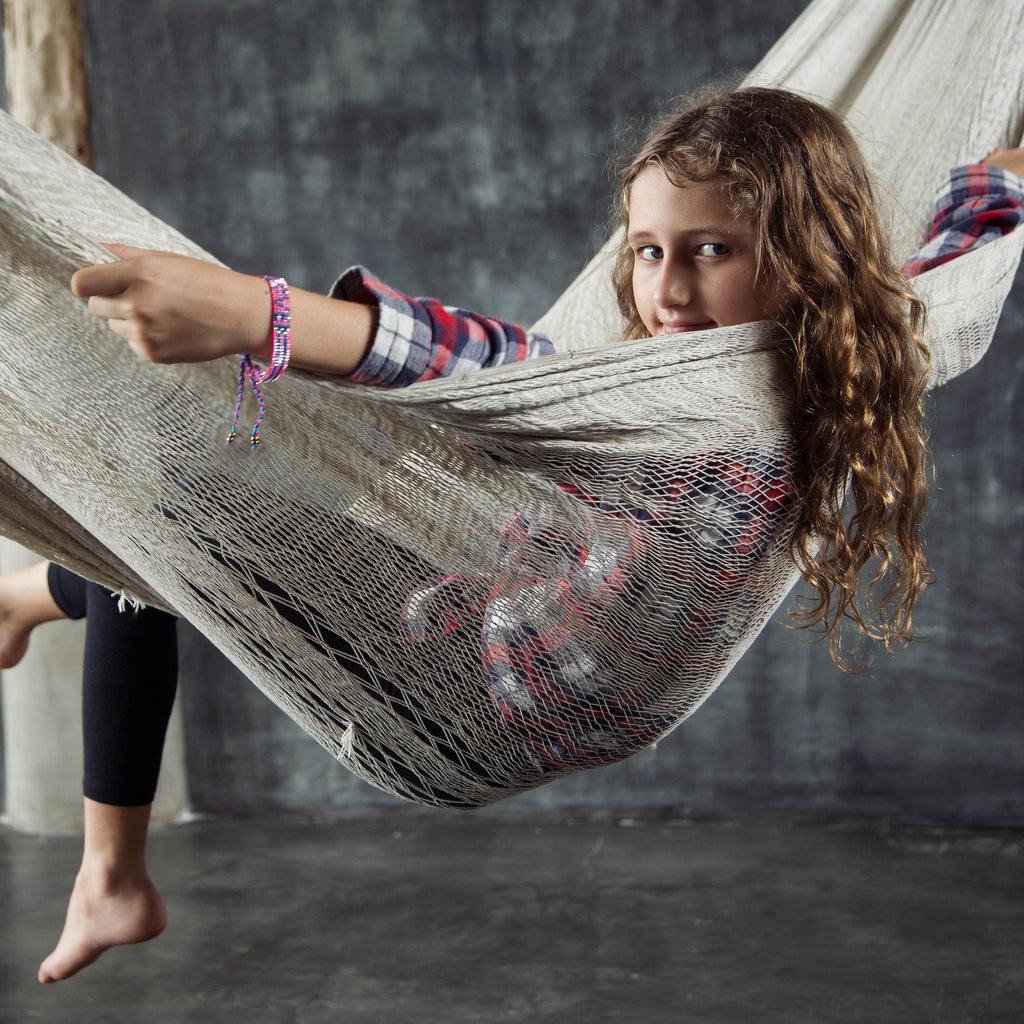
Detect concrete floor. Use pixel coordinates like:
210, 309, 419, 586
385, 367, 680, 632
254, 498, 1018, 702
0, 814, 1021, 1023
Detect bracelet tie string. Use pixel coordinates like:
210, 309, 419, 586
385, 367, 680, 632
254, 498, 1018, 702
227, 275, 291, 448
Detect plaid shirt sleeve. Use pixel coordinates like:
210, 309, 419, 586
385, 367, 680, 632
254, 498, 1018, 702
329, 266, 555, 387
901, 164, 1024, 278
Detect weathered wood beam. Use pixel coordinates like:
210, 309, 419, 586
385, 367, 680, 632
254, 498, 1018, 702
3, 0, 91, 166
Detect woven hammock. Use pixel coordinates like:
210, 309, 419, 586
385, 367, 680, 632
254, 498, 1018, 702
1, 0, 1022, 807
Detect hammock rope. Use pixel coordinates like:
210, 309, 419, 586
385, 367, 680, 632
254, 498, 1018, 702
0, 0, 1022, 806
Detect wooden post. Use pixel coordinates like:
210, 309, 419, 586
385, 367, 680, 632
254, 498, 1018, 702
1, 0, 188, 832
2, 0, 91, 165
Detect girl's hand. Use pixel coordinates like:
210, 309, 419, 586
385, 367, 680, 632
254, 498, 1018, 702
982, 146, 1024, 179
71, 245, 272, 365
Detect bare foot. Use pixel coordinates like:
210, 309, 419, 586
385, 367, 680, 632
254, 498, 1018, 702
0, 575, 32, 668
0, 561, 65, 669
38, 866, 167, 983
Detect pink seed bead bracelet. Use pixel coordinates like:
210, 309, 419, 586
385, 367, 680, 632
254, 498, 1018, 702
227, 275, 292, 449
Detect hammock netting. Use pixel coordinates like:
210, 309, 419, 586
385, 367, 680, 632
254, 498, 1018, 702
1, 0, 1022, 807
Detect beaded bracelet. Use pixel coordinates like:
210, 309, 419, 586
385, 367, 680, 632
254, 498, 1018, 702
227, 275, 292, 449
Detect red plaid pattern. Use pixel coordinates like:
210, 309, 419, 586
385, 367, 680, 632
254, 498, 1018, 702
332, 267, 553, 386
901, 164, 1024, 277
401, 446, 794, 771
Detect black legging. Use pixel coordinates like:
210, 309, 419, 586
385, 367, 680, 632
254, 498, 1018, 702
48, 563, 178, 806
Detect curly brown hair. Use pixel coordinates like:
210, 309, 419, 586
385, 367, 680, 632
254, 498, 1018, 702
612, 87, 931, 670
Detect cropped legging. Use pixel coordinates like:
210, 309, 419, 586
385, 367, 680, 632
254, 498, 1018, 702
47, 563, 178, 806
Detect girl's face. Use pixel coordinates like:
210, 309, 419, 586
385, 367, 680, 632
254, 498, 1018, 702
627, 166, 781, 337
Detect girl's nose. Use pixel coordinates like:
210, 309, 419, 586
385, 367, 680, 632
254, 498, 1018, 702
654, 261, 691, 309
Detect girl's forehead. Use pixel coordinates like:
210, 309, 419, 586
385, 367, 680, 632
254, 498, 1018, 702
628, 165, 751, 235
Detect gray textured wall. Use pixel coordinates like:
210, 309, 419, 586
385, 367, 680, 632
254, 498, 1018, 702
23, 0, 1024, 824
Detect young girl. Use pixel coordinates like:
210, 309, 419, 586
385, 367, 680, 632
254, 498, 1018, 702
1, 88, 1022, 983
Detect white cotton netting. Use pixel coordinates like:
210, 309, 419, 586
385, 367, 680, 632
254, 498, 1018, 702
0, 0, 1022, 806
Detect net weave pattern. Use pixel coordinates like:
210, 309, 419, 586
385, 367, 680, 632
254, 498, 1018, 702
0, 0, 1022, 806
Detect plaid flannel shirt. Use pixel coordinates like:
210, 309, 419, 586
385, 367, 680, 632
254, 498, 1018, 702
339, 163, 1024, 771
331, 269, 554, 385
901, 164, 1024, 276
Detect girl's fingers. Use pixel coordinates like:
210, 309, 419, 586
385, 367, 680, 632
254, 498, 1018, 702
71, 259, 139, 298
86, 294, 131, 320
72, 246, 180, 298
102, 242, 159, 260
104, 318, 136, 343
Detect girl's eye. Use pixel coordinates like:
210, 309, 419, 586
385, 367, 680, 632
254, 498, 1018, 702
697, 242, 729, 257
637, 244, 662, 262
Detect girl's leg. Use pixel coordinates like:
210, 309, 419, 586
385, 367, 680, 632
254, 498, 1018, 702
28, 566, 180, 983
38, 800, 167, 983
0, 559, 67, 667
78, 578, 179, 808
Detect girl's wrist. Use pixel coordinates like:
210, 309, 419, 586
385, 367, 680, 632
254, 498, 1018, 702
227, 274, 292, 449
240, 272, 277, 361
251, 272, 276, 360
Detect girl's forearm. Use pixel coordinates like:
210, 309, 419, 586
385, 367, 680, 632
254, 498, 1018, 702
268, 285, 376, 375
71, 245, 376, 377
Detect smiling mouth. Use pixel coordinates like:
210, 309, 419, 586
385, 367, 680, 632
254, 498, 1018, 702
660, 321, 716, 335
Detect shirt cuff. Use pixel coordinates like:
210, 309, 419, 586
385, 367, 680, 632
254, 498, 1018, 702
328, 265, 435, 386
902, 164, 1024, 277
936, 163, 1024, 210
328, 265, 555, 387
